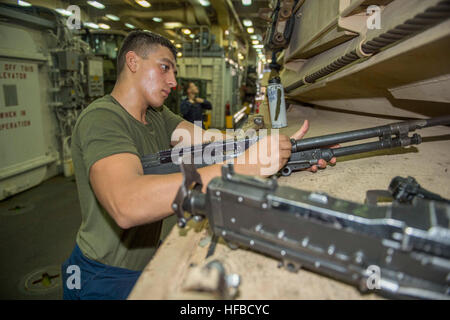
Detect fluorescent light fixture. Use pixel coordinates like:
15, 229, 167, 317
135, 0, 151, 8
189, 34, 195, 39
182, 28, 191, 35
55, 8, 72, 16
243, 19, 252, 27
125, 23, 136, 29
18, 1, 32, 7
252, 40, 259, 45
177, 52, 183, 57
87, 1, 105, 9
253, 44, 264, 49
170, 40, 175, 43
84, 22, 99, 29
250, 35, 258, 40
246, 27, 254, 34
242, 0, 252, 6
152, 17, 162, 22
199, 0, 210, 6
175, 44, 182, 48
98, 23, 110, 30
164, 22, 182, 29
106, 14, 120, 21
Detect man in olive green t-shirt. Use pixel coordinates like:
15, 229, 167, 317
72, 95, 183, 271
62, 30, 334, 300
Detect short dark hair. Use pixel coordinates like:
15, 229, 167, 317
116, 30, 177, 77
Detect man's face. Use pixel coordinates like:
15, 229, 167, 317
188, 82, 199, 95
135, 45, 177, 107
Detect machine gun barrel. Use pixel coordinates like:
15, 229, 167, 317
331, 134, 422, 157
141, 115, 450, 176
281, 115, 450, 176
291, 115, 450, 152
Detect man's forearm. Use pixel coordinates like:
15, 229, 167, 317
171, 120, 230, 147
118, 164, 223, 228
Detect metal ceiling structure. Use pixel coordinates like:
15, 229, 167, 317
1, 0, 272, 49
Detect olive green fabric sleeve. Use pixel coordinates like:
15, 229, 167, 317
75, 108, 141, 176
71, 95, 184, 271
160, 105, 185, 141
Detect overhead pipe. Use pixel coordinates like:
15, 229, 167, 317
225, 0, 244, 34
121, 8, 197, 25
127, 17, 185, 42
186, 0, 211, 26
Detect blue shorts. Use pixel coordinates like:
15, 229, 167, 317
61, 244, 142, 300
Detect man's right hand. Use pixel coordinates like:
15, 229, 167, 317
234, 131, 293, 178
233, 120, 337, 177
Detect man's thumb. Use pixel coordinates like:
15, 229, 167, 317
290, 120, 309, 140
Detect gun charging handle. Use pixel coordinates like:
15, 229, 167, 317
171, 161, 207, 228
389, 176, 450, 204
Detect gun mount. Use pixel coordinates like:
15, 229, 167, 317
172, 162, 450, 300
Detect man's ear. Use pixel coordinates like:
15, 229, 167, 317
125, 51, 139, 73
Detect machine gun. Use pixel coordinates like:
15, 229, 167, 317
140, 115, 450, 176
171, 162, 450, 300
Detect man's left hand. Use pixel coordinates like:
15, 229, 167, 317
290, 120, 338, 173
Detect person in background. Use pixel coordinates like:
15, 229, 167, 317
180, 81, 212, 128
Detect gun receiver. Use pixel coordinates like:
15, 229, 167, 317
140, 115, 450, 176
141, 136, 259, 175
172, 163, 450, 300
